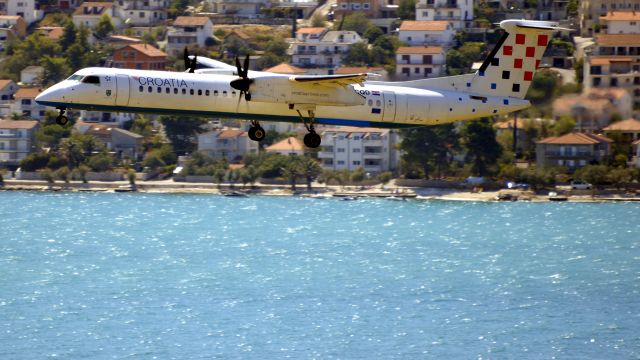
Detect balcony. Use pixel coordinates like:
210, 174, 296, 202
293, 50, 317, 55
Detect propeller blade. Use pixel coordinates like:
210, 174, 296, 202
243, 55, 250, 78
190, 55, 197, 73
183, 48, 189, 71
235, 57, 242, 76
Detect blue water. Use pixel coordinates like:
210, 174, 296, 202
1, 192, 639, 359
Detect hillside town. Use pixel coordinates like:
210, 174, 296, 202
1, 0, 640, 196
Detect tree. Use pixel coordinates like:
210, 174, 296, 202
551, 116, 576, 136
160, 116, 206, 155
566, 0, 578, 17
310, 13, 326, 27
338, 12, 375, 35
460, 118, 502, 176
40, 56, 71, 86
282, 158, 301, 191
364, 26, 383, 43
342, 42, 373, 66
298, 156, 322, 190
527, 69, 562, 105
397, 0, 417, 20
399, 125, 459, 179
60, 22, 77, 51
607, 167, 633, 190
574, 165, 609, 189
95, 14, 115, 38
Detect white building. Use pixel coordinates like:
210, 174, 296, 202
198, 128, 259, 162
0, 119, 38, 166
289, 28, 366, 71
398, 20, 455, 47
11, 88, 46, 120
20, 66, 43, 85
317, 126, 401, 173
580, 0, 640, 37
73, 2, 122, 29
395, 46, 446, 79
265, 136, 305, 156
166, 16, 214, 57
209, 0, 269, 17
415, 0, 473, 30
600, 11, 640, 34
1, 0, 42, 24
116, 0, 168, 26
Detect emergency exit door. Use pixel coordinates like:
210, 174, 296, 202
115, 74, 130, 106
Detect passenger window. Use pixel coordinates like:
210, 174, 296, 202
157, 87, 161, 93
214, 90, 218, 96
223, 91, 227, 97
231, 91, 236, 97
174, 88, 178, 94
205, 90, 210, 96
182, 88, 186, 94
190, 89, 194, 95
139, 86, 143, 92
82, 75, 100, 84
376, 100, 381, 106
367, 99, 373, 106
198, 89, 202, 96
165, 88, 170, 94
148, 86, 152, 93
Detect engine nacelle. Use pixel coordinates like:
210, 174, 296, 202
247, 76, 365, 106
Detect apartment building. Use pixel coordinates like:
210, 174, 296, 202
395, 46, 445, 79
116, 0, 168, 26
317, 126, 401, 173
0, 0, 42, 24
0, 119, 39, 166
415, 0, 473, 30
198, 128, 259, 163
332, 0, 397, 32
552, 88, 633, 131
73, 2, 121, 29
166, 16, 214, 57
397, 20, 454, 47
11, 88, 46, 120
536, 132, 613, 169
580, 0, 640, 36
209, 0, 269, 18
289, 28, 366, 70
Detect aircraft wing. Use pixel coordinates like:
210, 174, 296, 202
188, 55, 236, 70
290, 73, 368, 87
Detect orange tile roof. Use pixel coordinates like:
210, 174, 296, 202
225, 29, 250, 40
600, 11, 640, 21
335, 66, 384, 74
44, 27, 64, 40
0, 119, 38, 129
589, 56, 632, 65
218, 129, 245, 139
266, 137, 305, 152
603, 118, 640, 131
173, 16, 211, 27
537, 132, 613, 145
396, 46, 444, 55
399, 20, 449, 32
127, 43, 167, 57
0, 15, 23, 21
14, 87, 41, 99
596, 34, 640, 46
297, 27, 327, 34
0, 79, 14, 91
264, 63, 306, 74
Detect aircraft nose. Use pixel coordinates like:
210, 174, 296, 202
35, 84, 67, 106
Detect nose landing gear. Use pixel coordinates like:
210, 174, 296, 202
55, 107, 68, 126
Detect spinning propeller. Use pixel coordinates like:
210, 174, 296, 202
230, 55, 253, 101
183, 48, 197, 73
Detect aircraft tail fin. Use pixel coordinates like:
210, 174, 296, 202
466, 20, 560, 99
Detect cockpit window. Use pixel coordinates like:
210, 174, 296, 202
68, 74, 83, 81
82, 76, 100, 84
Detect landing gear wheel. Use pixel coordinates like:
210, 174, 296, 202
248, 126, 265, 142
304, 132, 321, 148
56, 115, 68, 125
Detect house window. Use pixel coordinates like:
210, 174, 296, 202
337, 160, 345, 165
363, 3, 369, 9
338, 148, 345, 152
422, 11, 428, 17
353, 148, 361, 153
353, 161, 361, 165
402, 67, 410, 76
21, 99, 31, 105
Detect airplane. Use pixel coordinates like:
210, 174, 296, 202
35, 19, 565, 148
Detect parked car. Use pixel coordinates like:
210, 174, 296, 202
570, 180, 592, 190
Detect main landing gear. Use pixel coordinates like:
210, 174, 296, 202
248, 120, 265, 142
295, 108, 321, 148
55, 107, 68, 126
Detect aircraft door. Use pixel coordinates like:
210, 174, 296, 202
382, 91, 396, 122
115, 74, 130, 106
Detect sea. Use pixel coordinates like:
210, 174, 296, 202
0, 192, 638, 359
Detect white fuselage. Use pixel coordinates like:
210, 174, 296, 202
35, 67, 530, 128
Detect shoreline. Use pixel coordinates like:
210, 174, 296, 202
2, 179, 640, 203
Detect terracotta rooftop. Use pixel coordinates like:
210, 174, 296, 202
225, 29, 250, 40
0, 119, 38, 129
264, 63, 306, 74
600, 11, 640, 21
125, 43, 167, 57
37, 26, 64, 40
266, 137, 304, 152
603, 118, 640, 132
596, 34, 640, 46
396, 46, 444, 55
14, 87, 41, 99
589, 56, 632, 65
297, 27, 327, 35
0, 79, 14, 91
399, 20, 449, 32
173, 16, 211, 27
217, 129, 245, 139
537, 132, 613, 145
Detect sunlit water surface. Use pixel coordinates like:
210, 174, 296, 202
1, 192, 639, 359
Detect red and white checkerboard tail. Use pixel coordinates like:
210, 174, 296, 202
467, 20, 559, 99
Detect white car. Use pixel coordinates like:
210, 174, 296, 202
570, 180, 592, 190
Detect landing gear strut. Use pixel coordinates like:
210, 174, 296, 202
55, 107, 68, 126
297, 109, 321, 148
248, 120, 265, 142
